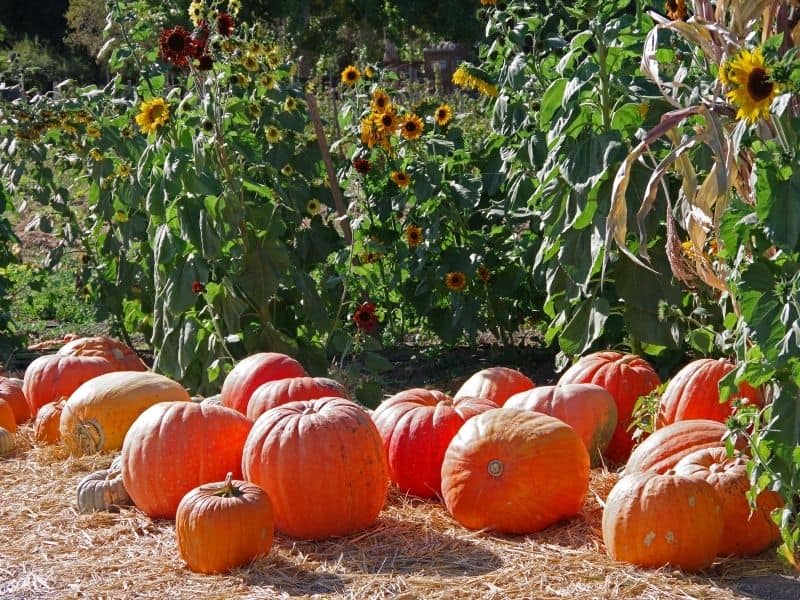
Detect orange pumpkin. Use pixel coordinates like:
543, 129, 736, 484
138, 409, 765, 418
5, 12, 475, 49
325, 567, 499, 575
453, 366, 534, 406
34, 400, 66, 444
121, 402, 253, 519
440, 408, 589, 534
505, 383, 617, 467
60, 371, 191, 454
674, 447, 783, 556
0, 377, 30, 424
246, 376, 349, 421
371, 389, 498, 498
58, 335, 148, 371
0, 398, 15, 434
624, 419, 740, 475
558, 351, 661, 463
657, 358, 763, 427
602, 470, 724, 571
221, 352, 308, 415
242, 397, 388, 539
23, 354, 115, 417
176, 473, 274, 574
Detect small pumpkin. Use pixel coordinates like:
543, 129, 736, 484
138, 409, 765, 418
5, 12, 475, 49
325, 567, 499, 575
0, 398, 16, 434
453, 366, 534, 407
23, 354, 115, 417
176, 472, 274, 574
624, 419, 741, 475
371, 389, 498, 498
58, 335, 148, 371
674, 447, 783, 556
440, 408, 590, 534
246, 376, 349, 421
0, 377, 30, 424
657, 358, 763, 428
505, 383, 617, 467
558, 351, 661, 463
0, 426, 14, 457
221, 352, 308, 415
60, 371, 191, 455
34, 399, 66, 444
76, 467, 132, 513
121, 402, 253, 519
602, 470, 724, 572
242, 397, 388, 540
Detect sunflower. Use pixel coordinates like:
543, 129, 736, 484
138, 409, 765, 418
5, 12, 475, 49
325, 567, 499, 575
353, 301, 378, 333
341, 65, 361, 86
720, 47, 779, 123
188, 0, 206, 26
391, 170, 410, 188
376, 109, 398, 135
241, 53, 260, 72
404, 225, 423, 247
266, 49, 281, 69
117, 163, 132, 178
306, 199, 322, 215
216, 11, 235, 37
399, 113, 424, 141
281, 164, 295, 177
85, 125, 101, 139
248, 103, 262, 119
480, 0, 497, 4
360, 251, 383, 264
364, 65, 376, 79
260, 73, 277, 90
228, 0, 241, 16
135, 98, 170, 134
265, 125, 283, 144
665, 0, 688, 21
159, 26, 193, 67
353, 157, 371, 174
445, 271, 467, 291
195, 54, 214, 70
371, 89, 391, 113
89, 148, 104, 161
360, 117, 382, 149
284, 97, 298, 112
452, 63, 498, 97
477, 265, 491, 284
434, 104, 453, 127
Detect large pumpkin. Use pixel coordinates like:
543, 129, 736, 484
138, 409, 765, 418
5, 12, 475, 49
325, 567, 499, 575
23, 354, 115, 417
121, 402, 253, 519
558, 351, 661, 463
624, 419, 740, 475
246, 376, 349, 421
674, 447, 783, 556
60, 371, 191, 454
242, 397, 388, 540
440, 408, 589, 534
34, 400, 66, 444
371, 389, 498, 498
505, 383, 617, 467
657, 358, 763, 428
221, 352, 308, 415
0, 398, 15, 434
453, 367, 534, 406
58, 335, 148, 371
176, 473, 274, 574
0, 377, 29, 424
602, 470, 723, 571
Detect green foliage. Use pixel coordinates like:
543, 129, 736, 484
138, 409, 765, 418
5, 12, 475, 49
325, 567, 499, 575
0, 190, 23, 362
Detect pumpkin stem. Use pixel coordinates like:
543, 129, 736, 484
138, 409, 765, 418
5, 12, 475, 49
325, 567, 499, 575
214, 472, 241, 498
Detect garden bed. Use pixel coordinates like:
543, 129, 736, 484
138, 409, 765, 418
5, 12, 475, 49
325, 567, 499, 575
1, 426, 796, 600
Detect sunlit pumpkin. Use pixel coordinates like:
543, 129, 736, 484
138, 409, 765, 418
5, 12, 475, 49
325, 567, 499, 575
23, 354, 115, 417
58, 335, 148, 371
0, 398, 15, 434
221, 352, 308, 415
453, 366, 534, 406
246, 376, 348, 421
34, 400, 66, 444
0, 377, 29, 424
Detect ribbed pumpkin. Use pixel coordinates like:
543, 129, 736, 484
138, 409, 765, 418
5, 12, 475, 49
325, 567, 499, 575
0, 398, 15, 434
176, 473, 274, 574
121, 402, 253, 519
34, 400, 66, 444
58, 335, 148, 371
242, 397, 388, 540
221, 352, 308, 415
0, 426, 14, 456
558, 351, 661, 463
0, 377, 29, 424
657, 358, 763, 428
371, 389, 498, 498
453, 367, 534, 406
624, 419, 739, 475
23, 354, 115, 417
674, 447, 783, 556
246, 376, 349, 421
60, 371, 191, 455
76, 467, 132, 514
505, 383, 617, 467
602, 470, 724, 571
440, 408, 590, 534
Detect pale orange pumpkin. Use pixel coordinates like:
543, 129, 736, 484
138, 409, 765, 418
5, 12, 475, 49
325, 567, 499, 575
58, 335, 148, 371
453, 367, 534, 406
440, 408, 590, 534
0, 377, 29, 424
221, 352, 308, 415
23, 354, 115, 417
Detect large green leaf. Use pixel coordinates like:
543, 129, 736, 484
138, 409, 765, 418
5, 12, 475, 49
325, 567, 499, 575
755, 164, 800, 253
559, 297, 609, 356
560, 131, 625, 194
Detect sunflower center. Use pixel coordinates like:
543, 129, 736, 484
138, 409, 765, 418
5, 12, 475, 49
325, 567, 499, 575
347, 71, 357, 80
747, 67, 773, 102
167, 33, 187, 52
149, 104, 164, 120
382, 115, 393, 127
405, 122, 417, 132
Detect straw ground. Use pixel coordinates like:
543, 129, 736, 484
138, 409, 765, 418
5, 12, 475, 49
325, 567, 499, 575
1, 425, 797, 600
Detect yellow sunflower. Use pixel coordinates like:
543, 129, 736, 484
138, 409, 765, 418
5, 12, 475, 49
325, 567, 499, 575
241, 53, 260, 72
665, 0, 687, 21
248, 103, 262, 119
391, 170, 410, 188
364, 65, 376, 79
117, 163, 132, 178
371, 89, 391, 113
452, 64, 498, 98
306, 199, 321, 215
284, 97, 298, 112
188, 1, 206, 26
399, 113, 424, 141
434, 104, 453, 126
85, 125, 101, 139
445, 271, 467, 291
266, 49, 281, 69
281, 164, 295, 177
404, 225, 423, 247
135, 98, 170, 134
341, 65, 361, 86
265, 126, 283, 144
376, 109, 399, 135
721, 47, 780, 123
89, 148, 104, 161
260, 73, 277, 90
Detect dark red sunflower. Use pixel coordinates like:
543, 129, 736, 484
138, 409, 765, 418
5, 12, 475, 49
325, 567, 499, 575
159, 26, 193, 67
216, 12, 235, 37
353, 301, 378, 333
191, 23, 210, 58
353, 158, 371, 175
196, 54, 214, 70
191, 280, 206, 295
